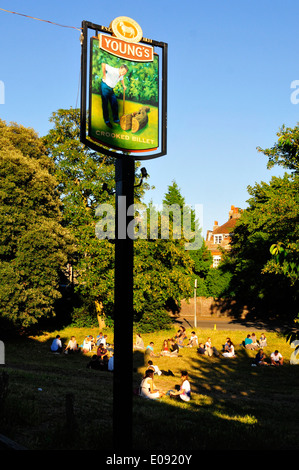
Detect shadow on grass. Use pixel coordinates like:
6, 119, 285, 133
132, 347, 299, 451
1, 335, 299, 450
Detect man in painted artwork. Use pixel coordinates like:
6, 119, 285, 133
101, 63, 128, 128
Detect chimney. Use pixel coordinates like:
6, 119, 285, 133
229, 205, 240, 219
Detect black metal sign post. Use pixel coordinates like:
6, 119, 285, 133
80, 19, 167, 451
113, 157, 135, 450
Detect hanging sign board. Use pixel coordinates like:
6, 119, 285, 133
80, 18, 167, 160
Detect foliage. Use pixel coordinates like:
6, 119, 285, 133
268, 243, 299, 343
91, 40, 159, 106
221, 126, 299, 321
133, 302, 173, 333
204, 267, 232, 298
257, 123, 299, 173
267, 242, 299, 286
0, 120, 74, 330
43, 108, 118, 320
43, 110, 197, 330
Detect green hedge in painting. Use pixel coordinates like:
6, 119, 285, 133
91, 39, 159, 106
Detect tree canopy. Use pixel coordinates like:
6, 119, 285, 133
0, 120, 74, 330
219, 124, 299, 322
42, 111, 204, 331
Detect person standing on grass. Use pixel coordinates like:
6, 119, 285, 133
101, 63, 128, 128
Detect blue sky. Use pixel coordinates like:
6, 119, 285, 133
1, 0, 298, 235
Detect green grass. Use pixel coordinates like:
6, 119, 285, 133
1, 325, 299, 450
90, 93, 159, 151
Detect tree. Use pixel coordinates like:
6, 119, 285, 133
220, 122, 299, 322
132, 181, 197, 331
257, 123, 299, 173
0, 120, 74, 330
43, 108, 150, 324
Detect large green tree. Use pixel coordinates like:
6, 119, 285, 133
43, 108, 118, 323
220, 124, 299, 322
132, 182, 197, 331
43, 108, 157, 326
0, 120, 74, 330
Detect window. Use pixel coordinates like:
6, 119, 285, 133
214, 235, 222, 244
213, 256, 221, 268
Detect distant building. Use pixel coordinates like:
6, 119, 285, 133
206, 205, 242, 267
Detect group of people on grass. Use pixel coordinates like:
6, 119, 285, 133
244, 332, 267, 350
136, 327, 285, 402
50, 332, 114, 371
50, 326, 285, 404
139, 368, 191, 402
241, 332, 283, 366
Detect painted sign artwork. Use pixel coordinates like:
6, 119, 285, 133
89, 31, 159, 153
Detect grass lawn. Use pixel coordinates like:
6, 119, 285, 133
90, 93, 159, 151
1, 325, 299, 450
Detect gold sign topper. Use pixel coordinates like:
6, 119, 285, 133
110, 16, 143, 44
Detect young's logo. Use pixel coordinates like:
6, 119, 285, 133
110, 16, 143, 44
98, 34, 153, 62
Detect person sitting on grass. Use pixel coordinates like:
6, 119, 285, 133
254, 348, 268, 366
64, 336, 78, 354
251, 333, 259, 349
205, 337, 219, 356
147, 359, 162, 376
223, 337, 231, 352
169, 338, 179, 355
160, 339, 179, 357
50, 335, 63, 354
168, 371, 191, 402
82, 336, 92, 353
222, 340, 236, 358
139, 369, 164, 399
161, 339, 170, 356
270, 350, 283, 366
145, 342, 160, 358
175, 326, 187, 347
259, 333, 267, 347
197, 343, 207, 355
187, 331, 198, 348
97, 343, 109, 364
244, 334, 255, 350
133, 333, 145, 350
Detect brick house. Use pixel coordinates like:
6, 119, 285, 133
206, 205, 242, 267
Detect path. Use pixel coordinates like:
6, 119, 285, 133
172, 315, 285, 332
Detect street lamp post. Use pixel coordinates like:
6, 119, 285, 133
194, 279, 197, 328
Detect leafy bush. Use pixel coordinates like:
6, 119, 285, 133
134, 305, 173, 333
